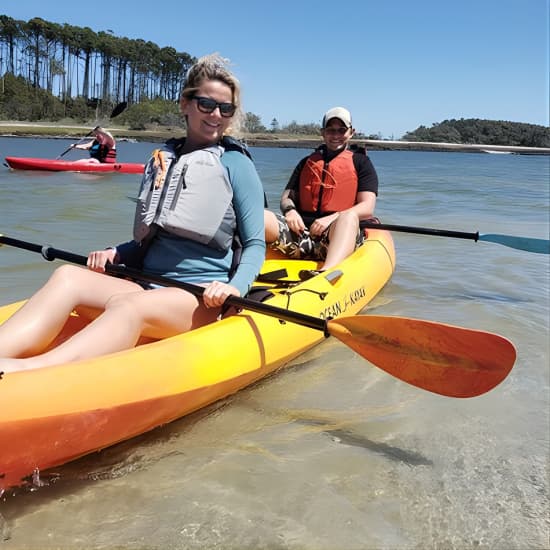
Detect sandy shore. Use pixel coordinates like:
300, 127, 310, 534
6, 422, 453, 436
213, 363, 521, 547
1, 121, 548, 155
247, 137, 550, 155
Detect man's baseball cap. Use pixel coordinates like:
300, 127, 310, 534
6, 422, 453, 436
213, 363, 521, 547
322, 107, 352, 128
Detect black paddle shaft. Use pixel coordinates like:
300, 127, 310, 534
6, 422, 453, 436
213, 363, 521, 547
362, 221, 479, 241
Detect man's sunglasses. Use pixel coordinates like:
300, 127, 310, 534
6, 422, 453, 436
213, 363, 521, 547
192, 96, 236, 117
323, 126, 350, 135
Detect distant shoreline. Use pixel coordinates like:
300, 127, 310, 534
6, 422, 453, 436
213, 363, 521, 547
1, 121, 548, 155
246, 137, 550, 156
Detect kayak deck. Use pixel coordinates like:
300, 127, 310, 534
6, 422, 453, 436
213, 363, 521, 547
5, 156, 145, 174
0, 228, 395, 491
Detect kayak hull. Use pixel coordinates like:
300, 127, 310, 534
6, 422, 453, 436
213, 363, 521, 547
0, 229, 395, 491
5, 156, 145, 174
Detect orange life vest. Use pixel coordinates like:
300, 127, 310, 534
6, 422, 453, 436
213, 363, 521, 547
298, 149, 358, 215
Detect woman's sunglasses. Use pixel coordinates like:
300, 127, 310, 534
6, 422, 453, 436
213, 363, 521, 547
192, 96, 236, 117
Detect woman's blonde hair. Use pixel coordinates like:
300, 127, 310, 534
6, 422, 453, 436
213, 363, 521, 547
181, 53, 243, 136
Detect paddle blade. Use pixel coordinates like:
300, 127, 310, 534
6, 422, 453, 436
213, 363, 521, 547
480, 233, 550, 254
327, 315, 516, 398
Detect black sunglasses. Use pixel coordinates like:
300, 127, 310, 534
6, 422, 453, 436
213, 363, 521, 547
192, 96, 236, 117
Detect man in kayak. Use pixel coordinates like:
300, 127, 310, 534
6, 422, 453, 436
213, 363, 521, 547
264, 107, 379, 280
72, 126, 117, 163
0, 54, 265, 374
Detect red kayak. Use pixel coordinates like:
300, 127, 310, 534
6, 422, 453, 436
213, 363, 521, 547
5, 156, 145, 174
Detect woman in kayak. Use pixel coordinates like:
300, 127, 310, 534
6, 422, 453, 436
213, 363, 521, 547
72, 126, 117, 163
0, 53, 266, 374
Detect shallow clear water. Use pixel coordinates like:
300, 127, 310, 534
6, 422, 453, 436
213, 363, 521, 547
0, 137, 549, 549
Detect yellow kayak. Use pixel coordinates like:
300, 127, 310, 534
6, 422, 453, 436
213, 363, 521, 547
0, 230, 395, 491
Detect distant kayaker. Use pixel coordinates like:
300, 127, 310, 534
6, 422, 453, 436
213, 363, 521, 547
264, 106, 379, 280
0, 53, 265, 374
72, 126, 117, 163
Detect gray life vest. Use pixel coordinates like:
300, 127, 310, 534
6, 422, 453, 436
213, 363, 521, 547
133, 143, 235, 251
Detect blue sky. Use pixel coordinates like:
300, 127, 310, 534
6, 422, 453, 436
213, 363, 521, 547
2, 0, 549, 138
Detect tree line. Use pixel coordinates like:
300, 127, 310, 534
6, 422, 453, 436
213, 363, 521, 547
404, 119, 549, 148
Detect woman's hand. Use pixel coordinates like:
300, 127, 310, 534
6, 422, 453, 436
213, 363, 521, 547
202, 281, 240, 309
87, 248, 118, 272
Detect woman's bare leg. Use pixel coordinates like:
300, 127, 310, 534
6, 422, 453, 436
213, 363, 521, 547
321, 210, 360, 270
0, 264, 144, 358
0, 286, 219, 373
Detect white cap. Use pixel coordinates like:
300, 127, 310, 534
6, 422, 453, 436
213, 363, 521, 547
322, 107, 352, 128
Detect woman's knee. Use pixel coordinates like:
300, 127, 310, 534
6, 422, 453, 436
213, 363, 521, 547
48, 264, 88, 289
104, 291, 142, 313
104, 288, 203, 338
104, 290, 172, 321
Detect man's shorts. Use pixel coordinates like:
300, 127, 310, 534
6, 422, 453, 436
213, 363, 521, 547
269, 213, 365, 260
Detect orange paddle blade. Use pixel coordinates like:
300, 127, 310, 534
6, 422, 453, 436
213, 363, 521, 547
327, 315, 516, 398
